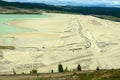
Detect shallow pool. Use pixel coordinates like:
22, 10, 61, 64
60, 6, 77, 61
0, 14, 49, 34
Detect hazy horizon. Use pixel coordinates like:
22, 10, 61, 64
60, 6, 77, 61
3, 0, 120, 8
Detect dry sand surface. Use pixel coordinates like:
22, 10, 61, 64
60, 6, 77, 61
0, 13, 120, 74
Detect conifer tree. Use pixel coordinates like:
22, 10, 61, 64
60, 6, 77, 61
58, 63, 64, 72
77, 64, 81, 71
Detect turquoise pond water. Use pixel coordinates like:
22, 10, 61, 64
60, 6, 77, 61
0, 14, 49, 34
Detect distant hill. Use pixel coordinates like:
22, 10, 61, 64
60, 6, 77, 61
0, 0, 120, 18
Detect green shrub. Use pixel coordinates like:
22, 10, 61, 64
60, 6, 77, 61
0, 46, 15, 50
13, 68, 16, 76
30, 69, 38, 74
64, 67, 69, 72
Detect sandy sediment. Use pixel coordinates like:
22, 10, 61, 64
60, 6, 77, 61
0, 13, 120, 74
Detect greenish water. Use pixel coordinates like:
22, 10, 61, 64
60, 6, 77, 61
0, 14, 49, 34
4, 37, 14, 45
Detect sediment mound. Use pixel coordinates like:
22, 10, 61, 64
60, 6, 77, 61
0, 14, 120, 74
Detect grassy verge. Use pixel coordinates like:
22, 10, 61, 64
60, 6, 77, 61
93, 15, 120, 22
0, 69, 120, 80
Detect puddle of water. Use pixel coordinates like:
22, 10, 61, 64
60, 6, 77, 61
4, 37, 14, 45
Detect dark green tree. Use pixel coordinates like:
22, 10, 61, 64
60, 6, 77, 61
96, 66, 100, 71
77, 64, 81, 71
58, 63, 64, 72
51, 69, 54, 73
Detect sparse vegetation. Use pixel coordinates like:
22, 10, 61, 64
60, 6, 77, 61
0, 69, 120, 80
0, 46, 16, 50
21, 72, 25, 75
93, 15, 120, 22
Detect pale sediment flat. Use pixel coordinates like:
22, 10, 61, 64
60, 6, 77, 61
0, 13, 120, 74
